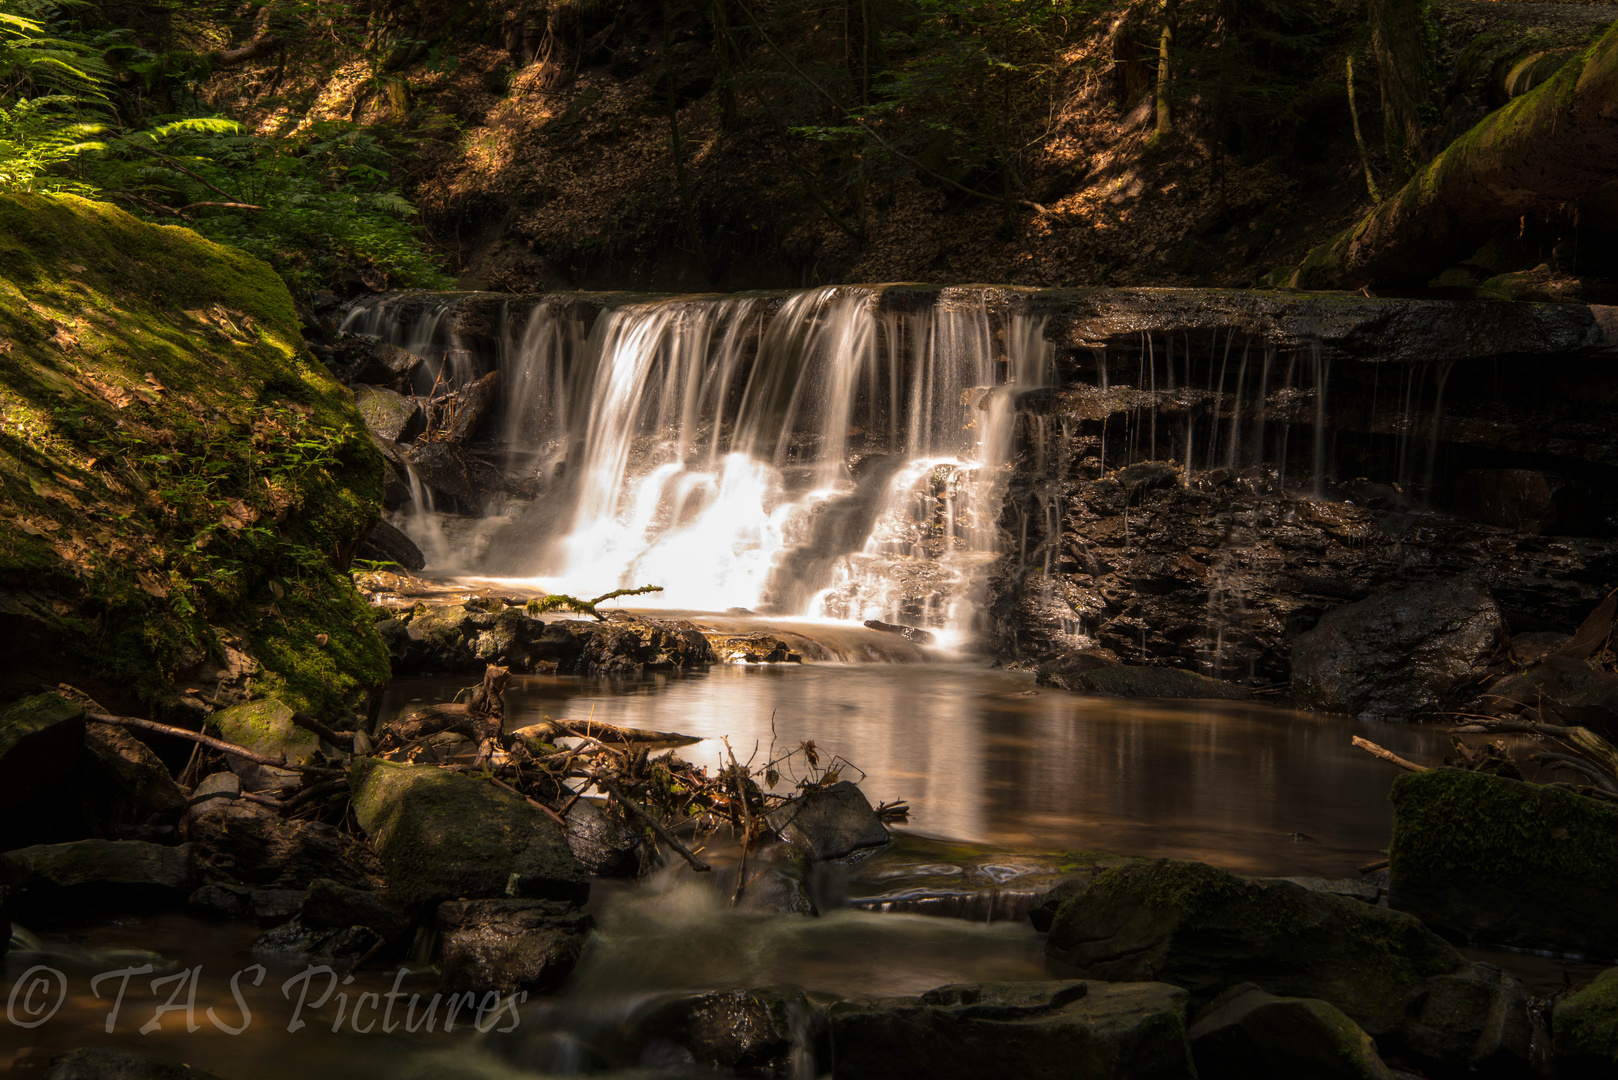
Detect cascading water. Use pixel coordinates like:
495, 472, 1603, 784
353, 286, 1056, 638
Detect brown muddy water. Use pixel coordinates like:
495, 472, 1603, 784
1, 661, 1595, 1078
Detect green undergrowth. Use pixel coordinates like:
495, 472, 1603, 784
0, 192, 389, 714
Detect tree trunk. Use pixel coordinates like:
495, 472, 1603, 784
1367, 0, 1430, 181
1292, 23, 1618, 290
1155, 24, 1173, 137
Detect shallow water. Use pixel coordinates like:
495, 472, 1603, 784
387, 660, 1488, 878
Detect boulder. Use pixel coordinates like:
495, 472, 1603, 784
301, 878, 414, 942
405, 440, 503, 511
767, 781, 890, 863
571, 613, 717, 675
0, 692, 86, 813
353, 384, 425, 443
252, 916, 380, 968
827, 980, 1195, 1080
185, 799, 384, 891
560, 794, 642, 877
734, 842, 817, 916
1291, 579, 1506, 718
1484, 656, 1618, 740
0, 839, 194, 918
1554, 967, 1618, 1079
635, 988, 820, 1075
1036, 653, 1252, 700
1189, 984, 1394, 1080
357, 518, 426, 572
1044, 859, 1531, 1076
436, 898, 592, 994
188, 882, 304, 925
1387, 767, 1618, 958
31, 1047, 226, 1080
84, 724, 188, 817
208, 697, 319, 793
350, 758, 588, 909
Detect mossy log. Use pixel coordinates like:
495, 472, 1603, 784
1292, 21, 1618, 290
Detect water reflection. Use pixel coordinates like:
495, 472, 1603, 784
387, 662, 1495, 878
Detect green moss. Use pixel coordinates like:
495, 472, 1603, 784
1555, 968, 1618, 1068
209, 697, 318, 763
0, 193, 387, 715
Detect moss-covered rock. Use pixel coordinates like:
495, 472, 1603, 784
1044, 859, 1531, 1076
0, 193, 388, 715
1189, 984, 1393, 1080
349, 758, 588, 909
209, 697, 318, 765
827, 980, 1196, 1080
1555, 968, 1618, 1079
1387, 767, 1618, 958
0, 692, 86, 814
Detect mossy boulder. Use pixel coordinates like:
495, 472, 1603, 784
0, 193, 388, 716
349, 758, 588, 909
1554, 968, 1618, 1079
0, 692, 86, 814
1387, 768, 1618, 959
1036, 653, 1252, 700
826, 980, 1196, 1080
1189, 984, 1393, 1080
1044, 859, 1531, 1076
210, 697, 319, 764
353, 385, 424, 443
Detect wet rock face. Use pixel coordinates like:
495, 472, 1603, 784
1291, 579, 1506, 718
827, 980, 1196, 1080
1044, 859, 1531, 1077
1387, 768, 1618, 959
436, 899, 592, 994
635, 988, 820, 1076
358, 518, 426, 572
349, 758, 588, 909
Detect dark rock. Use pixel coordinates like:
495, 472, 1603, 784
1, 840, 194, 918
571, 612, 717, 675
862, 620, 936, 646
357, 518, 426, 572
388, 602, 551, 675
188, 882, 304, 924
707, 631, 805, 664
180, 771, 241, 828
1037, 652, 1252, 700
827, 980, 1195, 1080
560, 794, 641, 876
849, 844, 1136, 926
1189, 984, 1394, 1080
1456, 468, 1607, 536
350, 758, 588, 909
635, 987, 820, 1075
1484, 656, 1618, 740
1507, 630, 1571, 664
734, 842, 817, 916
0, 692, 86, 814
1291, 579, 1506, 718
346, 334, 424, 392
353, 384, 425, 443
185, 799, 384, 891
1044, 858, 1531, 1076
1388, 767, 1618, 959
207, 697, 318, 793
252, 915, 380, 967
1553, 967, 1618, 1079
767, 781, 890, 864
436, 898, 592, 994
405, 440, 505, 511
84, 724, 188, 817
35, 1047, 226, 1080
301, 878, 413, 942
1116, 460, 1180, 497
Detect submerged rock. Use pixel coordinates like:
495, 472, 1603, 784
1554, 967, 1618, 1079
350, 758, 588, 908
1044, 858, 1531, 1076
1387, 767, 1618, 958
252, 916, 380, 968
1036, 653, 1252, 700
28, 1047, 226, 1080
767, 781, 890, 864
827, 980, 1195, 1080
1291, 579, 1506, 718
436, 898, 592, 994
188, 882, 303, 924
1189, 983, 1393, 1080
849, 842, 1137, 925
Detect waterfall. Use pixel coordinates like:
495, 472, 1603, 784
353, 286, 1057, 637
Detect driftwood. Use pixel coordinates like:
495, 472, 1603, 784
1351, 736, 1427, 773
862, 619, 936, 646
595, 776, 711, 872
516, 717, 702, 748
87, 713, 346, 776
379, 665, 509, 766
